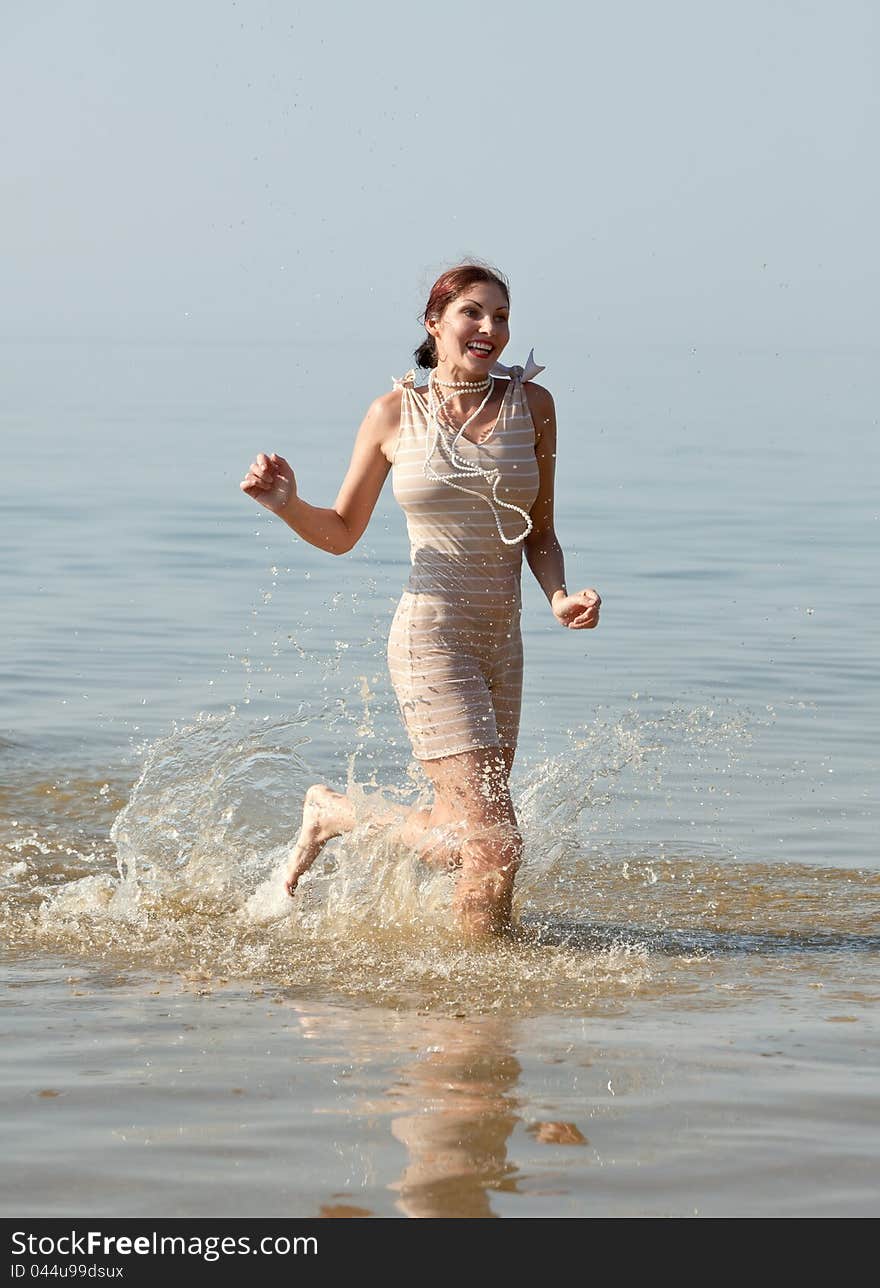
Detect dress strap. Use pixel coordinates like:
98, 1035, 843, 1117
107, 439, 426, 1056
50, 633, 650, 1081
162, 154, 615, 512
392, 369, 417, 391
490, 348, 545, 383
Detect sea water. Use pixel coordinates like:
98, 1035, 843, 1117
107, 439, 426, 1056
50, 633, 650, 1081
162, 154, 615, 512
1, 338, 877, 1216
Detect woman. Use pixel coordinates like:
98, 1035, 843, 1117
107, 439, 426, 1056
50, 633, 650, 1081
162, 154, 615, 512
240, 263, 600, 936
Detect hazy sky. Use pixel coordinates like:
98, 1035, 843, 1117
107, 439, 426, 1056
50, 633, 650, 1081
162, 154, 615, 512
3, 0, 877, 349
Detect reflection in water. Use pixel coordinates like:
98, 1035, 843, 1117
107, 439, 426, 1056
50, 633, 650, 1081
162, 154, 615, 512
386, 1017, 522, 1218
293, 1007, 524, 1218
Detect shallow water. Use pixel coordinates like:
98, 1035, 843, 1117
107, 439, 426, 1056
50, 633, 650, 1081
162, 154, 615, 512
1, 338, 878, 1215
3, 960, 877, 1218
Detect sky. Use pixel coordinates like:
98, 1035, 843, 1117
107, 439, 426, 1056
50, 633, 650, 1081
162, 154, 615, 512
2, 0, 878, 350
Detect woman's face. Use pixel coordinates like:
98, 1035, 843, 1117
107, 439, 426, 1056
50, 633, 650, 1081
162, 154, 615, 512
429, 281, 510, 373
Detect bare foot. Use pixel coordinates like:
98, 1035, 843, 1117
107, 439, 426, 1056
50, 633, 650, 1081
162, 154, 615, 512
282, 784, 355, 896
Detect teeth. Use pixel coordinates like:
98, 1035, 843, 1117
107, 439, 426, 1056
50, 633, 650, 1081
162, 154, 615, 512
468, 343, 492, 352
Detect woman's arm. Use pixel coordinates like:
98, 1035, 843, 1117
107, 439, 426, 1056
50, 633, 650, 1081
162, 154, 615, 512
524, 384, 601, 630
240, 392, 400, 555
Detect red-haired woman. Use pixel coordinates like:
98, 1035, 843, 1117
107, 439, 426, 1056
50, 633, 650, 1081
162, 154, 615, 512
240, 264, 600, 935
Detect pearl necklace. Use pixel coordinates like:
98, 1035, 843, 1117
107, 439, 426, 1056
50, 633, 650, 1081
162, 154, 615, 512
429, 372, 495, 440
423, 371, 533, 547
431, 374, 492, 391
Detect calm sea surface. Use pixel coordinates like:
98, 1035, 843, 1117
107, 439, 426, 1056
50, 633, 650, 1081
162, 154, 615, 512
1, 338, 877, 1217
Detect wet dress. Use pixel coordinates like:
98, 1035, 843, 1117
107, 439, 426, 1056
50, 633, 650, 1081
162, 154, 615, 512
387, 365, 541, 761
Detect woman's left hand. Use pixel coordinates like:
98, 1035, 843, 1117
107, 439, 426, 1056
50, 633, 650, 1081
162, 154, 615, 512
552, 588, 601, 630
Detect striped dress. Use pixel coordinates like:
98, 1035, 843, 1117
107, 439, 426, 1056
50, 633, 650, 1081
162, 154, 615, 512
387, 370, 541, 761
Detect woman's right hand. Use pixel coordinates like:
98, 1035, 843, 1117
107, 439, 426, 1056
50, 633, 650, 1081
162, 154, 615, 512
240, 452, 296, 515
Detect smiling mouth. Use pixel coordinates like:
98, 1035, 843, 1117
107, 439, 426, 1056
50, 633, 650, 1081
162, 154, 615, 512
467, 342, 494, 356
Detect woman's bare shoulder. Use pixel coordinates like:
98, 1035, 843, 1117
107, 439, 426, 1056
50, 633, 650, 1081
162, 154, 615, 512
360, 389, 404, 462
523, 381, 554, 411
523, 382, 556, 443
367, 388, 404, 422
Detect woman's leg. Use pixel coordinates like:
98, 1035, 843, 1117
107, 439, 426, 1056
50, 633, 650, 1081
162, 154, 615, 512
282, 746, 518, 916
282, 784, 360, 895
417, 745, 521, 937
282, 782, 459, 895
400, 744, 516, 870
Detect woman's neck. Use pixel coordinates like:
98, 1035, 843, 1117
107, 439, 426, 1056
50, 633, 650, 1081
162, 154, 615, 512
432, 363, 492, 391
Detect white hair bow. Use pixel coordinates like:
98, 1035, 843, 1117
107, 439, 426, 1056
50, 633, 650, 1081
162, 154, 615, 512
490, 348, 545, 382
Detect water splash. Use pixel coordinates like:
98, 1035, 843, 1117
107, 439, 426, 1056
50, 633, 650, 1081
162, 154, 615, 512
2, 703, 877, 1013
111, 709, 312, 893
